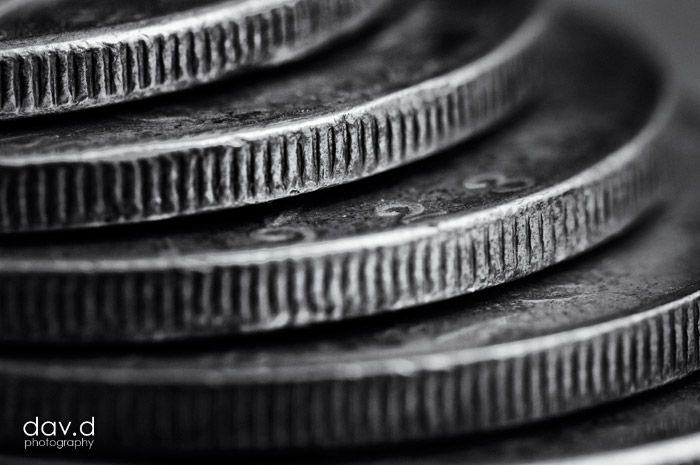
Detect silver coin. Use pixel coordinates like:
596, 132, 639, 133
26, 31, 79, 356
0, 0, 389, 119
0, 28, 697, 457
349, 376, 700, 465
5, 377, 700, 464
0, 0, 545, 232
0, 14, 672, 343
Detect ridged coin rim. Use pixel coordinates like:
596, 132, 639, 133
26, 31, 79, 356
0, 1, 547, 232
0, 0, 389, 119
2, 34, 700, 457
1, 219, 698, 453
0, 12, 675, 344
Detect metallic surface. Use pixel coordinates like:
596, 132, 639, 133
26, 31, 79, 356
0, 29, 698, 457
0, 15, 671, 343
0, 0, 389, 118
0, 0, 545, 232
0, 117, 693, 452
378, 375, 700, 464
5, 377, 700, 463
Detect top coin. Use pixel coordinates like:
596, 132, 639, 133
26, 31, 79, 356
0, 0, 545, 232
0, 12, 669, 344
0, 0, 388, 119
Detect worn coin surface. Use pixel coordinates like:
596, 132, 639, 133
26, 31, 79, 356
0, 15, 673, 344
0, 0, 545, 232
1, 33, 699, 459
0, 103, 696, 454
0, 0, 389, 118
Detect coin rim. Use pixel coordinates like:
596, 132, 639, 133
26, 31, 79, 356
0, 33, 697, 454
0, 0, 390, 119
0, 249, 697, 451
0, 1, 547, 232
0, 12, 677, 342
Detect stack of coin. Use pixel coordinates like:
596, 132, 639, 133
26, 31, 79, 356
0, 0, 698, 463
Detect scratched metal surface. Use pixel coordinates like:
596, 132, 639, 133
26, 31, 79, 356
0, 0, 389, 118
0, 13, 671, 343
0, 22, 697, 456
0, 107, 694, 454
0, 0, 544, 233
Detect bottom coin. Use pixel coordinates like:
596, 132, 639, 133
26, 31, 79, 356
6, 376, 700, 464
0, 106, 697, 456
385, 375, 700, 465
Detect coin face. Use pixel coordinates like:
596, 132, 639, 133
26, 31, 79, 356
0, 13, 672, 343
0, 0, 545, 232
0, 0, 390, 118
0, 20, 697, 456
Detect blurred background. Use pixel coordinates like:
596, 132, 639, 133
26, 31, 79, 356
574, 0, 700, 96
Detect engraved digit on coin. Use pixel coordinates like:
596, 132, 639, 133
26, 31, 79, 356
250, 225, 317, 244
375, 201, 447, 224
0, 13, 675, 346
375, 202, 426, 224
0, 0, 547, 232
250, 211, 317, 243
0, 15, 696, 455
463, 172, 535, 194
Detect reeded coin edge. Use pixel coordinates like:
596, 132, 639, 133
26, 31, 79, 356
0, 285, 698, 452
0, 5, 547, 232
0, 0, 387, 119
0, 43, 675, 343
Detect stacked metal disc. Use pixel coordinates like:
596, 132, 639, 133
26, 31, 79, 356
1, 0, 699, 463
